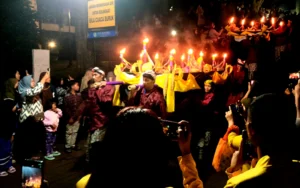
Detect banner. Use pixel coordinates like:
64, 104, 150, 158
88, 0, 116, 29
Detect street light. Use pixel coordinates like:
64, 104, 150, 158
171, 30, 177, 37
48, 41, 56, 49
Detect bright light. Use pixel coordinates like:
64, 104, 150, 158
229, 17, 234, 24
271, 17, 275, 25
181, 55, 185, 61
241, 19, 245, 25
171, 30, 177, 36
48, 41, 56, 48
260, 16, 265, 23
251, 21, 254, 27
120, 48, 126, 54
143, 38, 149, 44
170, 49, 176, 55
140, 51, 144, 58
223, 53, 227, 58
188, 49, 193, 55
212, 54, 218, 58
155, 53, 159, 59
279, 21, 284, 27
200, 51, 204, 57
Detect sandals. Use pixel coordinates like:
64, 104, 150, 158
7, 166, 16, 174
0, 171, 8, 177
0, 166, 16, 177
51, 151, 61, 157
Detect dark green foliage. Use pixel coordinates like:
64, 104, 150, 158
0, 0, 39, 75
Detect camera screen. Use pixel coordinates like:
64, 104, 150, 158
22, 163, 43, 188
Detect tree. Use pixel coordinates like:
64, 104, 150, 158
0, 0, 39, 78
253, 0, 264, 14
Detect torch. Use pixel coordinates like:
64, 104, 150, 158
181, 54, 185, 68
198, 51, 204, 72
212, 53, 218, 69
169, 49, 176, 72
241, 19, 245, 30
260, 16, 265, 28
271, 17, 275, 28
229, 17, 234, 25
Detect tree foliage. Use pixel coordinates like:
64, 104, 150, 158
0, 0, 39, 75
253, 0, 265, 13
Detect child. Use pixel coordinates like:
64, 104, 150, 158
64, 80, 82, 153
43, 101, 62, 160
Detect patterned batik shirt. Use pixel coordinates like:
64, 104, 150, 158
19, 83, 44, 123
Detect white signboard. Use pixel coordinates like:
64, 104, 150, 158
32, 50, 50, 83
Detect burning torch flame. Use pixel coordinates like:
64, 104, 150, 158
271, 17, 275, 25
279, 21, 284, 27
251, 21, 254, 27
223, 53, 227, 58
188, 49, 193, 55
143, 38, 149, 44
241, 19, 245, 25
212, 54, 218, 59
260, 16, 265, 23
181, 55, 185, 61
140, 52, 144, 58
200, 51, 204, 57
120, 48, 126, 54
155, 53, 159, 59
170, 49, 176, 55
229, 17, 234, 24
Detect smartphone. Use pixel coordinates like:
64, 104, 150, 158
22, 159, 44, 188
161, 119, 187, 141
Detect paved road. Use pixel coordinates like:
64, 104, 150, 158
0, 141, 88, 188
0, 140, 227, 188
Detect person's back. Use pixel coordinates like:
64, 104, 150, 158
225, 93, 299, 188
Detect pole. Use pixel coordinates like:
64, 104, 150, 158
93, 40, 97, 66
67, 3, 73, 67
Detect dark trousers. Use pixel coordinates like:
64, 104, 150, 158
45, 132, 56, 155
0, 138, 12, 171
14, 117, 46, 162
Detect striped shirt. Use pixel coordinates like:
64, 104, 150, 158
19, 83, 44, 123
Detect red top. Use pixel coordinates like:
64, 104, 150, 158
87, 85, 114, 131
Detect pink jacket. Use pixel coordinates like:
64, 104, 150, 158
43, 109, 62, 132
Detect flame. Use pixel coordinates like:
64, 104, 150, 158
155, 53, 159, 59
170, 49, 176, 55
200, 51, 204, 57
120, 48, 126, 54
241, 19, 245, 25
212, 54, 218, 58
279, 21, 284, 27
260, 16, 265, 23
143, 38, 149, 44
251, 21, 254, 26
223, 53, 227, 58
140, 51, 144, 58
230, 17, 234, 24
271, 17, 275, 25
188, 49, 193, 55
181, 55, 185, 61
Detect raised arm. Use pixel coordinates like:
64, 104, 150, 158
26, 82, 44, 97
